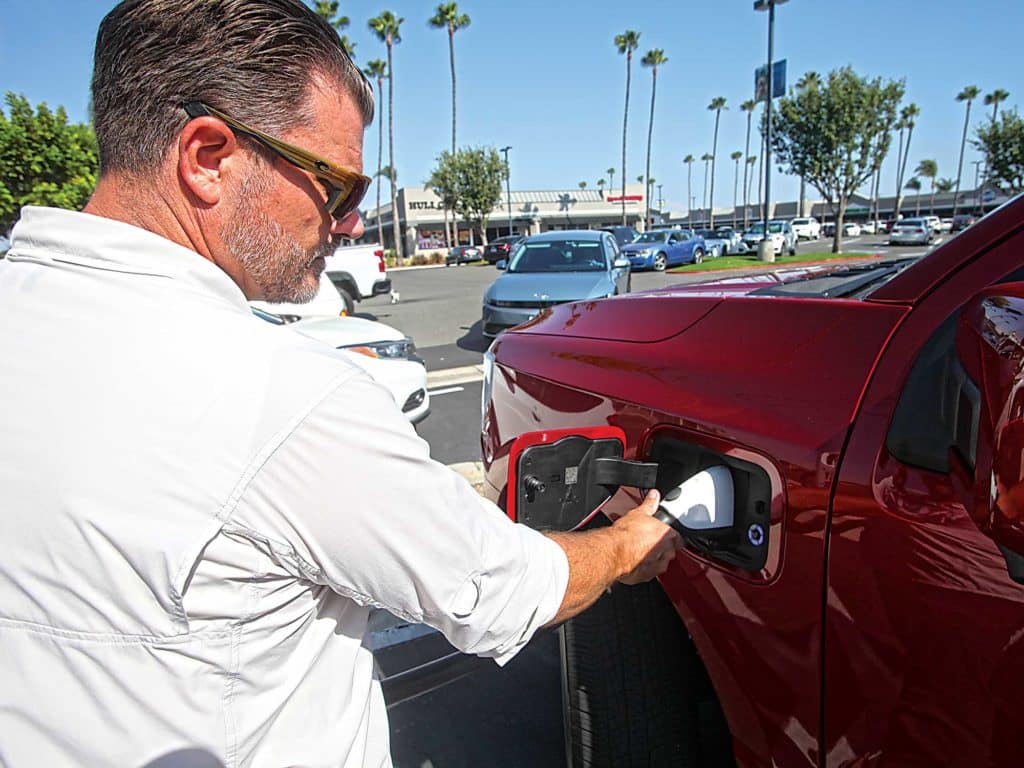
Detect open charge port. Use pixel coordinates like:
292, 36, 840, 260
648, 436, 772, 573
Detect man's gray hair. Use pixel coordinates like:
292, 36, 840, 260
91, 0, 374, 175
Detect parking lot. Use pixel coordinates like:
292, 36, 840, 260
357, 232, 940, 765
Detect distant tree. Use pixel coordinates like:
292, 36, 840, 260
0, 93, 98, 234
456, 147, 505, 245
606, 166, 616, 195
578, 181, 587, 189
953, 85, 980, 217
894, 103, 920, 220
974, 108, 1024, 192
362, 59, 388, 242
915, 159, 938, 214
730, 150, 743, 214
311, 1, 356, 57
368, 11, 404, 260
640, 48, 667, 231
597, 178, 606, 192
936, 177, 955, 193
905, 176, 922, 215
706, 97, 727, 227
985, 88, 1010, 122
700, 152, 713, 225
740, 99, 756, 228
426, 157, 458, 243
771, 66, 904, 252
682, 154, 695, 222
615, 30, 640, 225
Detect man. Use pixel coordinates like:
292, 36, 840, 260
0, 1, 679, 765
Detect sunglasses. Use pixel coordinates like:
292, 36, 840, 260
183, 101, 370, 221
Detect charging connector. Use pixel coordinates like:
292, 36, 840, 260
654, 466, 735, 539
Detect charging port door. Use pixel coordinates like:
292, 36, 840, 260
505, 427, 658, 531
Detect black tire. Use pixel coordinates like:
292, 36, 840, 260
788, 242, 797, 256
693, 248, 704, 265
562, 579, 734, 767
338, 286, 356, 315
653, 252, 668, 272
626, 274, 632, 293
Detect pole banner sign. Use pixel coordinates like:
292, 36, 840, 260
755, 59, 787, 102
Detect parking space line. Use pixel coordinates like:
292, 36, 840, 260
428, 386, 465, 396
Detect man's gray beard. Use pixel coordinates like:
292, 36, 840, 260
223, 175, 334, 304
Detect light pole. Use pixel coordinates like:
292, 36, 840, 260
500, 145, 513, 236
754, 0, 788, 262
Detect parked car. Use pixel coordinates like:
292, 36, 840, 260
889, 217, 935, 246
695, 229, 728, 259
742, 220, 797, 256
715, 227, 745, 255
481, 230, 630, 337
940, 218, 954, 233
324, 241, 391, 315
860, 220, 878, 235
923, 215, 943, 233
597, 225, 640, 248
790, 216, 821, 240
446, 244, 482, 266
953, 213, 977, 231
481, 193, 1024, 766
822, 221, 836, 238
843, 222, 862, 237
253, 307, 429, 423
621, 229, 707, 271
482, 235, 525, 264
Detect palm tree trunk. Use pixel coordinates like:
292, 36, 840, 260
930, 180, 936, 216
953, 100, 972, 217
446, 24, 457, 249
375, 76, 384, 246
621, 52, 632, 226
733, 158, 739, 216
686, 164, 692, 226
709, 110, 721, 228
386, 39, 402, 262
915, 192, 921, 217
742, 113, 752, 229
897, 125, 915, 220
702, 160, 709, 226
643, 68, 657, 231
893, 128, 905, 219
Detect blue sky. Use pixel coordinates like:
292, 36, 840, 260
3, 0, 1022, 214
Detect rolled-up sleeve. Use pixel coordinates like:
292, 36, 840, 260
231, 370, 568, 665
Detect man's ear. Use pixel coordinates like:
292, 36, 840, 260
177, 117, 241, 206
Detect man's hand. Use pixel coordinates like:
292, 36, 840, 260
544, 489, 682, 626
612, 490, 683, 584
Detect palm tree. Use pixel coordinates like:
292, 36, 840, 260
368, 11, 404, 261
429, 4, 470, 250
730, 151, 743, 215
905, 177, 922, 216
916, 159, 938, 214
745, 155, 757, 221
606, 167, 616, 201
362, 59, 388, 245
894, 103, 920, 220
936, 177, 955, 194
313, 1, 356, 57
683, 154, 695, 224
701, 152, 713, 226
706, 97, 727, 227
740, 99, 756, 229
953, 85, 980, 217
640, 49, 667, 233
615, 30, 641, 225
578, 181, 588, 190
597, 178, 606, 193
985, 89, 1010, 121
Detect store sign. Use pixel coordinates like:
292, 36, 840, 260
408, 201, 451, 211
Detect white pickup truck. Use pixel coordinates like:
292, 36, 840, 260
324, 242, 392, 314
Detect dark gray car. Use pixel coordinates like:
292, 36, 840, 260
481, 230, 631, 337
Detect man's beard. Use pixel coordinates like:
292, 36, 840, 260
222, 174, 334, 303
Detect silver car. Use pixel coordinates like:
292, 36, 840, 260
889, 217, 934, 246
482, 230, 631, 337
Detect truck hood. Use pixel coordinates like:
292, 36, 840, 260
512, 261, 884, 343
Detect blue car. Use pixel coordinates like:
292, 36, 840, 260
481, 230, 631, 337
620, 229, 707, 271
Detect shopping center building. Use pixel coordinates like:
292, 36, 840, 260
360, 183, 1006, 254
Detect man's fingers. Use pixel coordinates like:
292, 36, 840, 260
638, 488, 661, 514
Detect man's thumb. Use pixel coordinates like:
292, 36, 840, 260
639, 488, 661, 513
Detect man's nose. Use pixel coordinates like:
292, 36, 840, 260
332, 210, 365, 239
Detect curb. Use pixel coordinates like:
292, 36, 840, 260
427, 365, 485, 388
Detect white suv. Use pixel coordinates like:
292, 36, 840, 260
789, 217, 821, 240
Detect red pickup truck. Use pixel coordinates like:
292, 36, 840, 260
481, 196, 1024, 766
